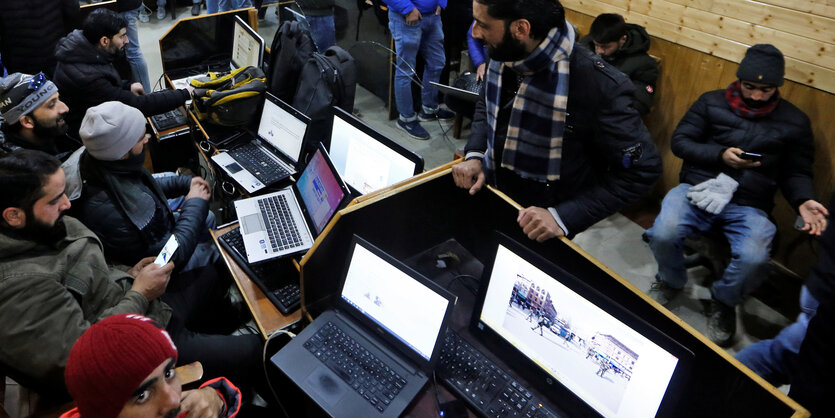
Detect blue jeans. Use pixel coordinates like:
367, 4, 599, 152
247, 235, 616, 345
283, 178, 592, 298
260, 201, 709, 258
736, 286, 819, 385
307, 15, 336, 53
646, 183, 776, 306
207, 0, 251, 12
388, 11, 445, 121
119, 8, 151, 92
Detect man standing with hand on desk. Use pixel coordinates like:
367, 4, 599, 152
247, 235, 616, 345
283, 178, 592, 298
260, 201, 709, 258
452, 0, 661, 241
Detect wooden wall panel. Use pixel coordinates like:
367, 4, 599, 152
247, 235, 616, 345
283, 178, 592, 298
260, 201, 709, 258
562, 0, 835, 93
566, 9, 835, 275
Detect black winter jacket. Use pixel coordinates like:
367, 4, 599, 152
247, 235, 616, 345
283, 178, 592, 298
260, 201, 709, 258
53, 30, 190, 137
672, 90, 815, 213
72, 157, 209, 269
0, 0, 79, 76
579, 24, 658, 115
466, 44, 662, 236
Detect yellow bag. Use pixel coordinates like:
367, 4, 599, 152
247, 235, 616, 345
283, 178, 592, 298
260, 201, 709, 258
189, 66, 266, 126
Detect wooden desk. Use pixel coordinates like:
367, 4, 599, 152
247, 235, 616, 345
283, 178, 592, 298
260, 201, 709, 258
210, 224, 301, 337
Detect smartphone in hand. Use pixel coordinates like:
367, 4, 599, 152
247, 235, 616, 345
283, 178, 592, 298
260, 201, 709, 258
739, 152, 763, 162
153, 235, 179, 266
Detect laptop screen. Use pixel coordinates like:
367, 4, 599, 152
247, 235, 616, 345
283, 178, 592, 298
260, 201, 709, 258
340, 241, 451, 361
477, 243, 682, 418
257, 96, 307, 165
231, 15, 264, 69
329, 108, 423, 195
296, 148, 346, 235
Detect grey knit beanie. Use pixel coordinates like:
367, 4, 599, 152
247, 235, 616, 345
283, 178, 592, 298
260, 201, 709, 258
79, 102, 146, 161
737, 44, 785, 86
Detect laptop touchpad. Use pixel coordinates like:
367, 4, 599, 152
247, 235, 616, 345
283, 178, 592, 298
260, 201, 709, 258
240, 213, 265, 235
304, 367, 348, 406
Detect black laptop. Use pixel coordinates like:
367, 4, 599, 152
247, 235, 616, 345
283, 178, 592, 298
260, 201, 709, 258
271, 236, 456, 417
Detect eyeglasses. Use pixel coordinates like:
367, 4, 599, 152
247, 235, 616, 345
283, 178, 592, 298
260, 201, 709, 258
28, 72, 47, 91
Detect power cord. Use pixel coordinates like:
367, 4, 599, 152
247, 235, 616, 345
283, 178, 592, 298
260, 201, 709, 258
262, 328, 297, 418
446, 273, 479, 295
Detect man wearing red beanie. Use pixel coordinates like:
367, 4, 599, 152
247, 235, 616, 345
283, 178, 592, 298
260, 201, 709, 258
62, 314, 241, 418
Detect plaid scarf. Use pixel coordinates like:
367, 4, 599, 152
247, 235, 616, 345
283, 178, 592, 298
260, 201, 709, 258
725, 81, 780, 119
484, 22, 574, 182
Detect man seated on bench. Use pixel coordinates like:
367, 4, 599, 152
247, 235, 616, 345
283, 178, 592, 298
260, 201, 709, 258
62, 314, 240, 418
645, 44, 828, 347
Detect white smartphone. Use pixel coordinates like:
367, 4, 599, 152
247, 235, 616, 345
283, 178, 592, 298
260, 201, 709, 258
153, 235, 179, 266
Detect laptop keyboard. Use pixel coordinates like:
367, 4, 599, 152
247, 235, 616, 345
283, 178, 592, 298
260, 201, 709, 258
217, 228, 300, 314
438, 331, 561, 418
304, 322, 408, 413
258, 194, 303, 251
228, 142, 291, 185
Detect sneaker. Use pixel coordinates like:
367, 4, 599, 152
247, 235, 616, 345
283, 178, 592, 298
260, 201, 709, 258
396, 119, 430, 140
418, 107, 455, 121
157, 7, 166, 20
138, 8, 151, 23
646, 275, 681, 306
707, 299, 736, 347
191, 3, 201, 16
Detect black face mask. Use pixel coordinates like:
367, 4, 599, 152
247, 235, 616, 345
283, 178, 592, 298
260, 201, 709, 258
487, 24, 529, 62
742, 97, 770, 108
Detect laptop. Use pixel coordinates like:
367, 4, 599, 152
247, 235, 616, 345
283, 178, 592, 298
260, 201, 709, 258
212, 92, 310, 193
328, 106, 424, 196
430, 81, 481, 103
271, 235, 456, 417
467, 232, 693, 417
233, 144, 351, 263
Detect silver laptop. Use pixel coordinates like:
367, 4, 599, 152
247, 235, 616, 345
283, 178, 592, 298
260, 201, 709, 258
233, 145, 351, 263
212, 93, 310, 193
271, 235, 456, 417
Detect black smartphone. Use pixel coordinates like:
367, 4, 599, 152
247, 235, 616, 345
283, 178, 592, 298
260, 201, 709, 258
739, 152, 763, 162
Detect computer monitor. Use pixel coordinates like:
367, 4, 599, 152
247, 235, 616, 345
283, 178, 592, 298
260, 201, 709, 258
232, 15, 265, 69
328, 107, 424, 195
471, 233, 692, 418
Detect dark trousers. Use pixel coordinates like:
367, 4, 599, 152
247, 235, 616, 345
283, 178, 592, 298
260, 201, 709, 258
161, 266, 264, 393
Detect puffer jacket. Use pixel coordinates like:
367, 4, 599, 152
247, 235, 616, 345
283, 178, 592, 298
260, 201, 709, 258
0, 217, 172, 394
467, 44, 662, 236
0, 0, 79, 76
672, 89, 815, 213
53, 30, 190, 137
71, 154, 209, 269
580, 24, 658, 115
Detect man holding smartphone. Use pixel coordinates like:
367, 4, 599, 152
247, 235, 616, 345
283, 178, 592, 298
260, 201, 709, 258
645, 44, 828, 347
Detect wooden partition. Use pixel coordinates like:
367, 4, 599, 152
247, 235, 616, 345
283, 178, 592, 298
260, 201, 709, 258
563, 3, 835, 276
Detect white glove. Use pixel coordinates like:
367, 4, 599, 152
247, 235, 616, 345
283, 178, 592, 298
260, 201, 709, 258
686, 173, 739, 214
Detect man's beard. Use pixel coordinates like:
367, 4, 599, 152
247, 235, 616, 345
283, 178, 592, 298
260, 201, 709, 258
742, 97, 770, 108
486, 25, 529, 62
31, 113, 69, 138
18, 209, 68, 244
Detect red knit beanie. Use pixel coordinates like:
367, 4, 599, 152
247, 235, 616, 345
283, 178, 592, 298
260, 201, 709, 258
65, 314, 178, 418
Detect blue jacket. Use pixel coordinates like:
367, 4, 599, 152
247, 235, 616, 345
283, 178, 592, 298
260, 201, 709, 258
383, 0, 446, 16
467, 23, 487, 68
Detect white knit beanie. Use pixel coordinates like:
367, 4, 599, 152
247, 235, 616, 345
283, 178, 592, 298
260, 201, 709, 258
79, 101, 146, 161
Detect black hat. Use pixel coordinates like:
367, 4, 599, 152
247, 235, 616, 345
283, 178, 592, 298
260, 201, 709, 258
736, 44, 784, 86
0, 72, 59, 125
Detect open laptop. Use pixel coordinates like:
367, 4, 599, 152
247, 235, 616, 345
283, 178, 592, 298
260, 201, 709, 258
233, 144, 351, 263
271, 235, 456, 417
212, 92, 310, 193
328, 107, 424, 196
465, 232, 693, 417
430, 80, 481, 103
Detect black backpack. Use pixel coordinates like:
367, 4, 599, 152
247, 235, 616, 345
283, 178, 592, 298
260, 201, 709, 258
267, 21, 316, 103
292, 46, 357, 156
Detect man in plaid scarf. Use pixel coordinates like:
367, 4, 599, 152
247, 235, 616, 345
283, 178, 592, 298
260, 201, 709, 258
452, 0, 660, 241
645, 44, 827, 346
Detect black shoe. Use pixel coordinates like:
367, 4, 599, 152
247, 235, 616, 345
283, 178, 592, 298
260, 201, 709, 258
418, 107, 455, 121
707, 299, 736, 347
647, 275, 681, 306
191, 3, 201, 16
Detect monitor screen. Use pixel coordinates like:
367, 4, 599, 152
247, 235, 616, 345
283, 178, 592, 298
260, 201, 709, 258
257, 96, 307, 164
329, 109, 422, 195
478, 243, 681, 418
340, 241, 451, 361
296, 148, 346, 235
231, 16, 264, 69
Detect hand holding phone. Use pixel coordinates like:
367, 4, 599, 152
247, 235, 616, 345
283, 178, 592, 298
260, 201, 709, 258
154, 235, 179, 266
739, 152, 763, 162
